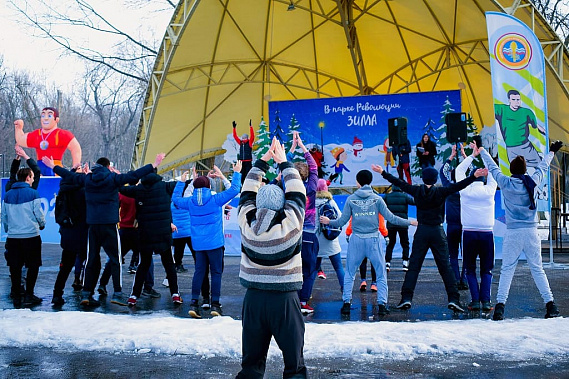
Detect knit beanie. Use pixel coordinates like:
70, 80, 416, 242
257, 184, 285, 211
422, 167, 438, 185
356, 170, 373, 186
509, 156, 526, 175
193, 176, 210, 189
316, 179, 328, 192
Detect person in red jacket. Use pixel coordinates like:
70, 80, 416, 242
233, 120, 255, 184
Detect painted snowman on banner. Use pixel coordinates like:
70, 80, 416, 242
351, 136, 366, 162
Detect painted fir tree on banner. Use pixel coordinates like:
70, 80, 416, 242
271, 109, 287, 144
285, 114, 304, 162
253, 117, 277, 180
435, 96, 456, 165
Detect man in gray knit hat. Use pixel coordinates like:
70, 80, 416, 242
236, 137, 307, 378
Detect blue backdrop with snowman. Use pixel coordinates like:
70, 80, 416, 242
268, 90, 462, 187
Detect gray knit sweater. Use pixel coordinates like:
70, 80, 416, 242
238, 159, 306, 291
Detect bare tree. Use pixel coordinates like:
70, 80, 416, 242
531, 0, 569, 45
8, 0, 175, 83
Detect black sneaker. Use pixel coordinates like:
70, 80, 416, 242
97, 286, 108, 296
448, 301, 465, 313
13, 296, 22, 309
545, 301, 560, 319
457, 281, 469, 291
377, 304, 390, 316
176, 265, 188, 273
189, 300, 202, 319
80, 295, 101, 307
481, 301, 494, 313
72, 278, 83, 291
128, 266, 137, 274
341, 302, 351, 315
211, 302, 223, 317
23, 294, 43, 306
52, 295, 65, 306
493, 303, 505, 321
202, 297, 211, 310
141, 288, 161, 298
468, 301, 480, 311
396, 299, 412, 310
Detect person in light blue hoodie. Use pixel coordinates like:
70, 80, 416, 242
479, 140, 563, 320
320, 169, 416, 318
172, 162, 242, 318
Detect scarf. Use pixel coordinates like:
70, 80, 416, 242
512, 174, 537, 210
335, 161, 343, 168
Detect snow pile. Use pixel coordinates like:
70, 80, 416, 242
0, 309, 567, 361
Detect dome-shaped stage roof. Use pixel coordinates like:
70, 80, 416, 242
134, 0, 569, 172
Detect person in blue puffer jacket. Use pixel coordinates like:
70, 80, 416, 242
172, 162, 242, 318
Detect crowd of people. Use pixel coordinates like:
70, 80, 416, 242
1, 110, 565, 378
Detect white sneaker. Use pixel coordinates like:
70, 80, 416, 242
386, 262, 391, 272
402, 260, 409, 271
162, 278, 169, 287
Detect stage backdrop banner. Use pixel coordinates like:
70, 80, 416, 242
248, 91, 462, 187
486, 12, 550, 210
1, 177, 60, 243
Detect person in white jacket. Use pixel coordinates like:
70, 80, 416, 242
455, 141, 497, 313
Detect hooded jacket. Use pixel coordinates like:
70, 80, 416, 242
238, 159, 306, 291
120, 172, 177, 250
171, 180, 193, 239
383, 186, 415, 229
54, 163, 154, 225
58, 175, 88, 251
456, 154, 497, 231
2, 182, 46, 238
382, 171, 477, 226
480, 149, 552, 229
172, 172, 241, 251
328, 185, 409, 236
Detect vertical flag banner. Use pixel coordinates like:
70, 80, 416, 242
486, 12, 549, 210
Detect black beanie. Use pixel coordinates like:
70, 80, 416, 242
422, 167, 438, 185
356, 170, 373, 186
510, 156, 526, 175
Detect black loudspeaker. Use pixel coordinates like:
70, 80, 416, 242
388, 117, 408, 146
445, 113, 467, 143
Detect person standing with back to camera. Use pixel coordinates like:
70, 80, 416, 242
416, 133, 437, 169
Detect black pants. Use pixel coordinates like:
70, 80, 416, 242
53, 248, 87, 296
359, 258, 376, 283
100, 228, 139, 287
237, 288, 307, 379
385, 228, 410, 262
132, 247, 178, 297
6, 236, 42, 298
84, 224, 122, 293
240, 161, 252, 184
401, 225, 459, 303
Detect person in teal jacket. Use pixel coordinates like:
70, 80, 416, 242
172, 162, 242, 318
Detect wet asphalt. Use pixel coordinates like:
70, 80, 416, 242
1, 242, 569, 378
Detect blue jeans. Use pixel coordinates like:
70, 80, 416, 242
462, 230, 494, 302
316, 253, 344, 292
298, 232, 319, 303
343, 235, 387, 304
193, 247, 224, 303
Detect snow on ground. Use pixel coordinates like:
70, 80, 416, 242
0, 310, 567, 361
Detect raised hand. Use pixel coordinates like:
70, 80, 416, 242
181, 170, 190, 182
296, 132, 308, 152
371, 164, 383, 174
271, 137, 287, 164
153, 153, 166, 168
14, 120, 24, 130
232, 121, 237, 128
473, 168, 488, 178
15, 145, 29, 160
42, 156, 56, 169
289, 132, 298, 153
550, 140, 563, 153
233, 160, 243, 173
469, 142, 479, 157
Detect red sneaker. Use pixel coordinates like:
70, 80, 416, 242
317, 270, 327, 280
370, 283, 378, 292
300, 303, 314, 314
127, 296, 137, 306
359, 280, 367, 292
172, 294, 183, 304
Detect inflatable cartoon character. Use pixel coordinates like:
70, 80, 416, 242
14, 107, 81, 176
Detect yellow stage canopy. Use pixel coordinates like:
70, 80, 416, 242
134, 0, 569, 172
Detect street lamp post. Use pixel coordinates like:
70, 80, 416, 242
318, 121, 325, 151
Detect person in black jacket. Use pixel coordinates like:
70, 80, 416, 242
51, 164, 88, 306
42, 153, 165, 307
119, 170, 182, 306
416, 133, 437, 169
383, 185, 415, 271
372, 163, 486, 313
